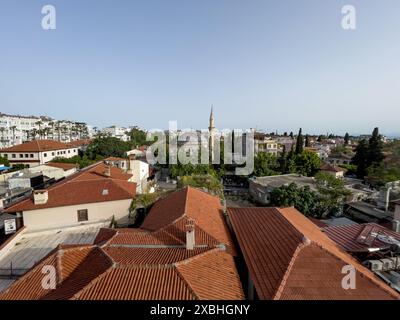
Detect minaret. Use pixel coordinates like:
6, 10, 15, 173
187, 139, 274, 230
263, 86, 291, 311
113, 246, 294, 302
209, 105, 216, 162
209, 105, 215, 131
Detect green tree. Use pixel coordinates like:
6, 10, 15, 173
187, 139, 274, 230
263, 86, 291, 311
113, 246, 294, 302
305, 134, 310, 147
367, 127, 384, 166
344, 132, 350, 145
270, 183, 320, 217
352, 139, 369, 179
315, 172, 350, 216
178, 174, 224, 198
86, 136, 130, 159
254, 152, 280, 177
0, 155, 10, 166
287, 151, 321, 177
128, 127, 150, 148
295, 128, 303, 154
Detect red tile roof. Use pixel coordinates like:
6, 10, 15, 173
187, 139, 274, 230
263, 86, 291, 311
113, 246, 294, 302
1, 140, 74, 153
46, 162, 78, 171
72, 162, 132, 181
227, 207, 400, 300
65, 139, 91, 148
0, 188, 244, 300
323, 223, 400, 253
5, 161, 136, 213
141, 187, 235, 253
320, 163, 345, 173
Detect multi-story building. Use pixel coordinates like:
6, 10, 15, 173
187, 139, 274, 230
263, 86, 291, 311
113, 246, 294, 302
0, 140, 79, 168
101, 125, 130, 142
0, 113, 90, 148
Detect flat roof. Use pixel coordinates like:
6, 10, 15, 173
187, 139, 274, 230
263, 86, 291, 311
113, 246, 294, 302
251, 174, 317, 190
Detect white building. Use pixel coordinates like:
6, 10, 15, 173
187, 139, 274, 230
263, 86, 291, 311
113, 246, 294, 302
0, 113, 90, 148
0, 140, 78, 168
3, 162, 137, 231
101, 126, 130, 142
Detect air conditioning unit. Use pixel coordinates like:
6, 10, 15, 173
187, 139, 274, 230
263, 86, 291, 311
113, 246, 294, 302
367, 260, 383, 271
380, 258, 395, 271
390, 257, 400, 269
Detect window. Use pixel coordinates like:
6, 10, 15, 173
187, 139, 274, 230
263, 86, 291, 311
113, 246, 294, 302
3, 154, 7, 159
52, 152, 55, 156
12, 154, 16, 158
77, 209, 88, 222
68, 150, 70, 153
44, 153, 47, 157
19, 154, 23, 158
30, 154, 34, 158
25, 154, 29, 158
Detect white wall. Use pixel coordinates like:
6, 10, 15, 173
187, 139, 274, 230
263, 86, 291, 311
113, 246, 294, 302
22, 199, 132, 231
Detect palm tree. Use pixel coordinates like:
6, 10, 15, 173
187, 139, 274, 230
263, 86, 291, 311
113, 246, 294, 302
10, 126, 17, 145
35, 121, 43, 139
0, 127, 6, 147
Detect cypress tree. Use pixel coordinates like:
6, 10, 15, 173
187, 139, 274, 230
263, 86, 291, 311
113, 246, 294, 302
295, 128, 304, 154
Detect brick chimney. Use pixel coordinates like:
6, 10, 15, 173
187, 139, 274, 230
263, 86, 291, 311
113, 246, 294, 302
33, 190, 48, 205
186, 219, 195, 250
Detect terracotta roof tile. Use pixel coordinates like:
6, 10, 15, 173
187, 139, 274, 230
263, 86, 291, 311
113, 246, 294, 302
227, 207, 400, 300
46, 162, 78, 171
5, 179, 136, 212
1, 140, 74, 153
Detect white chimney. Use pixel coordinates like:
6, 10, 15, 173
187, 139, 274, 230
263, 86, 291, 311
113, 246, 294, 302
186, 219, 195, 250
393, 202, 400, 232
33, 190, 48, 205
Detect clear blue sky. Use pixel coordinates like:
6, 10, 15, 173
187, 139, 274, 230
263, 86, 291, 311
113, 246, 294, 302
1, 0, 399, 136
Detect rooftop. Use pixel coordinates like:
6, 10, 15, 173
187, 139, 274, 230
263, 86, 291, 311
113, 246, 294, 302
4, 161, 136, 212
0, 187, 244, 300
251, 174, 316, 191
227, 207, 399, 300
323, 223, 400, 253
0, 140, 74, 153
45, 162, 78, 171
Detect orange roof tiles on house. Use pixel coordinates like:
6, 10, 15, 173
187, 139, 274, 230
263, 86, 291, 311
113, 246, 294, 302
46, 162, 78, 171
65, 139, 91, 148
320, 163, 345, 173
0, 140, 74, 153
141, 187, 235, 253
227, 207, 400, 300
4, 161, 136, 213
0, 187, 244, 300
72, 162, 132, 181
5, 179, 136, 212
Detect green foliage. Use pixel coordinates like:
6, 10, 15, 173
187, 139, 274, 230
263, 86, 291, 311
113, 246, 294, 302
128, 126, 150, 148
352, 128, 385, 180
86, 136, 130, 159
254, 152, 280, 177
352, 139, 369, 178
169, 163, 220, 179
295, 128, 304, 154
0, 156, 9, 166
51, 155, 100, 169
270, 183, 320, 217
178, 174, 224, 198
287, 150, 321, 177
315, 172, 351, 216
366, 163, 400, 186
344, 132, 350, 145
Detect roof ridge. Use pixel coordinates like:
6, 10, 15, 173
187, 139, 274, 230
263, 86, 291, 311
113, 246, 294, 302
308, 241, 400, 299
272, 237, 311, 300
69, 248, 115, 300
